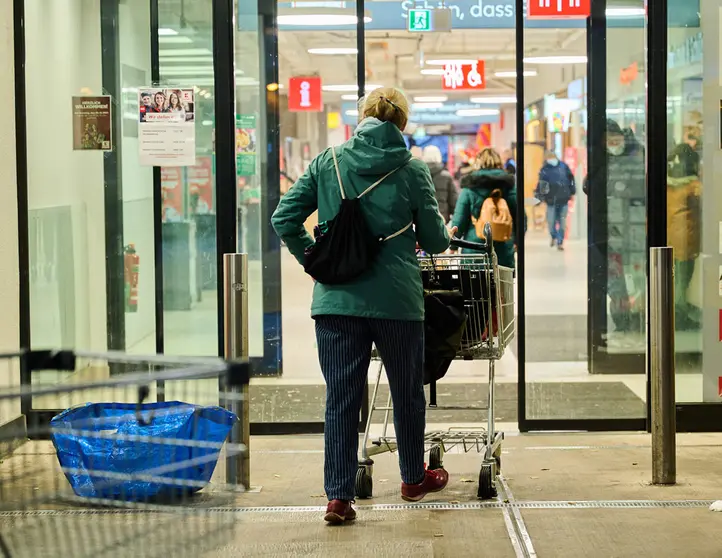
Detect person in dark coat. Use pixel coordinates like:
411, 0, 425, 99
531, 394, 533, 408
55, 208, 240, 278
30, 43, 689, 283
422, 145, 458, 222
535, 150, 576, 250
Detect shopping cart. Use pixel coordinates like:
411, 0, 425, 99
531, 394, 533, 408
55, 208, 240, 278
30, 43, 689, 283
356, 226, 515, 500
0, 350, 249, 558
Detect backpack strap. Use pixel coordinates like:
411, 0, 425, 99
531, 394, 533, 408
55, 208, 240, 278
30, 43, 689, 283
331, 146, 347, 199
357, 165, 404, 199
331, 147, 412, 241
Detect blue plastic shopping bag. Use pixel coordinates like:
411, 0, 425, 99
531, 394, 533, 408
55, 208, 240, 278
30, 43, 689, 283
50, 401, 236, 501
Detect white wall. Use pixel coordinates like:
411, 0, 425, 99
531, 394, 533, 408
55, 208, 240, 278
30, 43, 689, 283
0, 0, 21, 425
25, 0, 107, 351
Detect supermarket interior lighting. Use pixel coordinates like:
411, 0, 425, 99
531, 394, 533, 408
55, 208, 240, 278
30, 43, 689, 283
606, 7, 646, 17
277, 14, 372, 26
414, 96, 448, 102
158, 28, 178, 36
469, 96, 517, 104
323, 84, 381, 92
412, 102, 444, 110
420, 68, 445, 76
494, 70, 538, 78
456, 108, 500, 117
523, 55, 587, 64
341, 94, 359, 100
308, 47, 358, 55
426, 59, 476, 66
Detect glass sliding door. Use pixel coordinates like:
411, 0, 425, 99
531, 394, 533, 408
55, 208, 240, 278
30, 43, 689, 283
519, 0, 647, 428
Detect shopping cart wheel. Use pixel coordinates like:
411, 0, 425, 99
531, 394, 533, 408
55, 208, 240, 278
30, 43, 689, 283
429, 445, 443, 471
477, 463, 497, 500
355, 466, 373, 499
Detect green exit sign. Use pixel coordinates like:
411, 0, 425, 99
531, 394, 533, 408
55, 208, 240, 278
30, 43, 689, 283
408, 9, 431, 32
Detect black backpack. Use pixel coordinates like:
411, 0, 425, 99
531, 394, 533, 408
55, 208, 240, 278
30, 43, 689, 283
303, 146, 410, 285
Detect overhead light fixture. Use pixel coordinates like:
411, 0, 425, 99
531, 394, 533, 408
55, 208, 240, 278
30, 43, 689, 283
323, 84, 382, 92
494, 70, 538, 78
277, 7, 372, 26
606, 7, 645, 17
159, 56, 214, 63
158, 48, 213, 57
345, 109, 359, 117
202, 120, 213, 126
469, 96, 517, 104
523, 56, 587, 64
308, 47, 358, 55
412, 102, 444, 110
341, 94, 359, 100
420, 68, 445, 76
161, 67, 218, 76
456, 108, 500, 117
414, 95, 448, 102
158, 28, 178, 36
158, 36, 194, 45
426, 59, 476, 66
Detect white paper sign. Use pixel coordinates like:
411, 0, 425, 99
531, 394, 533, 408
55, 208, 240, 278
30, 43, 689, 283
138, 88, 196, 166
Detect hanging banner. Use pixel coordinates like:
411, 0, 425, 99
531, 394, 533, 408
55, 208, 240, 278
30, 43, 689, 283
138, 88, 196, 166
236, 115, 257, 177
442, 61, 485, 91
527, 0, 591, 19
72, 96, 112, 151
288, 76, 323, 112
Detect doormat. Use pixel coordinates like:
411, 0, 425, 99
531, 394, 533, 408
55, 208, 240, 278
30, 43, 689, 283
248, 382, 644, 423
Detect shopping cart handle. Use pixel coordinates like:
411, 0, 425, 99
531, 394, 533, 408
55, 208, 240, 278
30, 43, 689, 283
450, 224, 493, 253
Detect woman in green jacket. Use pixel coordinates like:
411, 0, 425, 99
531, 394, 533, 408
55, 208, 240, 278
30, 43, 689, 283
272, 87, 452, 524
451, 147, 518, 269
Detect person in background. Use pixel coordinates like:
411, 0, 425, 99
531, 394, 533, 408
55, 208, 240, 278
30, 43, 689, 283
502, 148, 516, 175
451, 147, 517, 268
422, 145, 457, 222
583, 119, 645, 333
272, 86, 452, 525
667, 143, 701, 330
535, 149, 576, 251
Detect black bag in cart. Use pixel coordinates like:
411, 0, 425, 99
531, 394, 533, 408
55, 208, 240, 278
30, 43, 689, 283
303, 146, 409, 285
423, 289, 467, 385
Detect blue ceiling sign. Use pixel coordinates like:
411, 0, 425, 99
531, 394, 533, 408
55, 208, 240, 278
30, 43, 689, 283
269, 1, 700, 31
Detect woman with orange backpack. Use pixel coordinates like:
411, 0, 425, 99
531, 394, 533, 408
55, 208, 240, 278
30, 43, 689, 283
449, 147, 517, 269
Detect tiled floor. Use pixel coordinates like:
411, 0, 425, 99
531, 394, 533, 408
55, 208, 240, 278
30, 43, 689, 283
3, 433, 722, 556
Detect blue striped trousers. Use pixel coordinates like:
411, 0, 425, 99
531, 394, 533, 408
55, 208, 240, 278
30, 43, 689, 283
315, 315, 426, 501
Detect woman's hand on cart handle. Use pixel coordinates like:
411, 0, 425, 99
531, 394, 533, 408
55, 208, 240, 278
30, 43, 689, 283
449, 237, 493, 254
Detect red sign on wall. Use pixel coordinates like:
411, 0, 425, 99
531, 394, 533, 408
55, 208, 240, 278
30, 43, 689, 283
527, 0, 590, 19
288, 76, 322, 112
442, 61, 485, 91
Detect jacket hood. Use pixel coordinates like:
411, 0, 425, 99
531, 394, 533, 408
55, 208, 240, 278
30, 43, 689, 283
426, 161, 445, 176
343, 117, 413, 176
461, 169, 515, 192
667, 175, 699, 188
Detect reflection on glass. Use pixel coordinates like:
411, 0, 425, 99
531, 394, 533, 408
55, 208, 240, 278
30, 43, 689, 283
667, 4, 703, 402
524, 19, 647, 420
158, 0, 218, 357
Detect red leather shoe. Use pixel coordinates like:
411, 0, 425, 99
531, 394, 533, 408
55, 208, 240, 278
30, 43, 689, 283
401, 468, 449, 502
324, 500, 357, 524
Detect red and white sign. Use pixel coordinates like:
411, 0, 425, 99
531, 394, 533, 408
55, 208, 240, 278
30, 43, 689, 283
288, 76, 322, 112
527, 0, 590, 19
442, 60, 485, 91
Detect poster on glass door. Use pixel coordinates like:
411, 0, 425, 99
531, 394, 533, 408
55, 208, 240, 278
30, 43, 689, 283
72, 96, 112, 151
138, 88, 196, 166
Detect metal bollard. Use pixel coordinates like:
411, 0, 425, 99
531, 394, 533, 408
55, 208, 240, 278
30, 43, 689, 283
223, 253, 250, 488
650, 247, 676, 485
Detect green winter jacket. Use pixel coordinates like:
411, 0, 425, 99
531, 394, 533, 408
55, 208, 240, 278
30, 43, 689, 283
451, 169, 517, 269
271, 118, 450, 321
